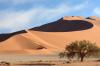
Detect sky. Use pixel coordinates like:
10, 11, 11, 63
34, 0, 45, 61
0, 0, 100, 33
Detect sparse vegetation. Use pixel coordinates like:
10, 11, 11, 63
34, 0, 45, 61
59, 40, 100, 62
0, 61, 10, 66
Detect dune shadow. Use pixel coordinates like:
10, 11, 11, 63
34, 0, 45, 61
0, 30, 27, 42
30, 18, 93, 32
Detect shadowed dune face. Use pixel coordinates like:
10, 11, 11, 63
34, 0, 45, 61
31, 19, 93, 32
13, 35, 45, 50
0, 30, 27, 42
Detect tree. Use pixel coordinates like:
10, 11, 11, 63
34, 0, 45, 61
59, 51, 74, 61
59, 40, 100, 62
59, 52, 65, 58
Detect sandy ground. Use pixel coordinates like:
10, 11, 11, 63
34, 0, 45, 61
3, 61, 99, 66
53, 61, 100, 66
0, 54, 98, 66
0, 54, 99, 66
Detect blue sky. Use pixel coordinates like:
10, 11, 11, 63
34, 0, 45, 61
0, 0, 100, 33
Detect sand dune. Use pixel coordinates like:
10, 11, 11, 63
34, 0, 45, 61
63, 16, 84, 20
0, 16, 100, 55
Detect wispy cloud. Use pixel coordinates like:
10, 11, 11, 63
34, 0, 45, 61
93, 8, 100, 16
73, 1, 89, 11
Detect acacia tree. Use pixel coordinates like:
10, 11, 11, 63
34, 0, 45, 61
59, 40, 100, 62
59, 51, 75, 61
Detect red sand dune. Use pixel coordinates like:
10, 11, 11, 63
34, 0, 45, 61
0, 16, 100, 55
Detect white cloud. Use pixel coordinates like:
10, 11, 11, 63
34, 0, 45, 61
73, 1, 89, 11
94, 8, 100, 16
0, 1, 88, 33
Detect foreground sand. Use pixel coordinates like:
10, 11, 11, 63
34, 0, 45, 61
0, 54, 99, 66
53, 62, 100, 66
4, 61, 100, 66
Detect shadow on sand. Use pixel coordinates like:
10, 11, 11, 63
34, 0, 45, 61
31, 18, 93, 32
0, 30, 27, 42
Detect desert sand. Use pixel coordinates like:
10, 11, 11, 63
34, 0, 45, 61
1, 61, 100, 66
53, 61, 100, 66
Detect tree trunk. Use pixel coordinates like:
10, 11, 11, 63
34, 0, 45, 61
80, 56, 84, 62
79, 52, 86, 62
